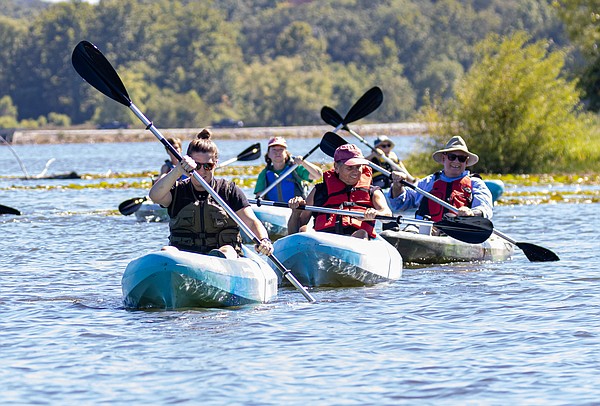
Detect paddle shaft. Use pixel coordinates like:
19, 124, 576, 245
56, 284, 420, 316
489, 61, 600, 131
248, 198, 492, 244
250, 198, 443, 227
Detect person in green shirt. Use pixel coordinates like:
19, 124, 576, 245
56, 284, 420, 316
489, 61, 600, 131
254, 137, 322, 202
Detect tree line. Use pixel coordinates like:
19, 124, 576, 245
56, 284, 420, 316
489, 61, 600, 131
0, 0, 593, 130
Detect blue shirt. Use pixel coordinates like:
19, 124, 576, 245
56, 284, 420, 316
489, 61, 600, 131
386, 170, 494, 219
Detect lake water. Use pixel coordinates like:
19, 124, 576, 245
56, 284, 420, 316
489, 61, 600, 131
1, 137, 599, 405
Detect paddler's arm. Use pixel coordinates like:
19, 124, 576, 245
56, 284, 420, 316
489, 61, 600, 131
369, 189, 393, 219
293, 156, 323, 180
236, 206, 273, 255
149, 155, 195, 206
287, 188, 315, 234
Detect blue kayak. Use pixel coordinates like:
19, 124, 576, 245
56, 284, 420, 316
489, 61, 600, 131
484, 179, 505, 203
271, 231, 402, 287
122, 245, 278, 309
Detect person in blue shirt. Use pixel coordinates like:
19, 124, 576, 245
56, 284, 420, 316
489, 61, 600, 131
388, 135, 493, 221
254, 137, 322, 202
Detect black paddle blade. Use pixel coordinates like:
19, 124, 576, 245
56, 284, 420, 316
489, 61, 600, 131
118, 196, 148, 216
71, 41, 131, 107
0, 204, 21, 215
320, 132, 348, 157
238, 143, 261, 161
344, 86, 383, 124
434, 216, 494, 244
517, 242, 560, 262
320, 106, 346, 129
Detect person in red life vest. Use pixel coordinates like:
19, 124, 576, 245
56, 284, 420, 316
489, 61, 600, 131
253, 137, 323, 202
150, 129, 273, 259
388, 135, 493, 221
287, 143, 392, 239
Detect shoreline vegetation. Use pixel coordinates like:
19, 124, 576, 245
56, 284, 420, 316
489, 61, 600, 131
2, 122, 426, 145
2, 166, 598, 207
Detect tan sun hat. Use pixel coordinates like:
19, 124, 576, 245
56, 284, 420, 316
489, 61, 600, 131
432, 136, 479, 167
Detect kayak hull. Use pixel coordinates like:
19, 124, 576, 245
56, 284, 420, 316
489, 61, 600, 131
485, 180, 505, 203
122, 246, 278, 309
380, 229, 513, 265
135, 202, 169, 223
272, 232, 402, 287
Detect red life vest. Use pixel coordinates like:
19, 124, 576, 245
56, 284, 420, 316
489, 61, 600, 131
313, 167, 377, 238
416, 173, 473, 222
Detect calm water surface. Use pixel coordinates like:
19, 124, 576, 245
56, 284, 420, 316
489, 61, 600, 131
1, 138, 599, 405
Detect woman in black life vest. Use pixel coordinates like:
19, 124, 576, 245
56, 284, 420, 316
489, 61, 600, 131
149, 129, 273, 259
287, 144, 392, 239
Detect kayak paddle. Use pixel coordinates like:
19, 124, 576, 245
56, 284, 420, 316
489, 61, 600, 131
72, 40, 315, 303
320, 131, 559, 262
249, 199, 493, 244
321, 103, 405, 173
256, 87, 383, 199
217, 143, 261, 168
0, 204, 21, 216
118, 196, 149, 216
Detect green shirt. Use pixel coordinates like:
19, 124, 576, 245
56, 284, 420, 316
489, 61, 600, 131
254, 164, 312, 194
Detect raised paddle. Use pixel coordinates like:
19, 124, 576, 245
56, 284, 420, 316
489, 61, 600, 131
118, 143, 262, 215
321, 104, 404, 172
216, 143, 261, 168
248, 199, 493, 244
256, 87, 384, 199
320, 132, 559, 262
72, 40, 315, 303
0, 204, 21, 216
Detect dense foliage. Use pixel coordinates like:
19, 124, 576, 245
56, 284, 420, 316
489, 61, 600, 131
415, 32, 595, 173
0, 0, 576, 128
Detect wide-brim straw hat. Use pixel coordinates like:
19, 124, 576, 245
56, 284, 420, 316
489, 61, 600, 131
432, 136, 479, 166
374, 135, 395, 148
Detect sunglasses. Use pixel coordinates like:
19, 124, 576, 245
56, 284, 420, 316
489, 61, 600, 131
379, 144, 392, 148
194, 161, 216, 171
445, 153, 468, 163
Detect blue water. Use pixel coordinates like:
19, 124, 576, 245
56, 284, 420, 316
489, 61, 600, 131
1, 138, 598, 405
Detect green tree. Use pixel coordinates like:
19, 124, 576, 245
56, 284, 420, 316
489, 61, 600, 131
233, 56, 335, 126
419, 31, 591, 174
553, 0, 600, 110
10, 2, 92, 120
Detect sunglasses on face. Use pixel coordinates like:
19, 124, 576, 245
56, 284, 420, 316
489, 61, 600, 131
194, 161, 216, 171
379, 144, 392, 148
445, 153, 468, 163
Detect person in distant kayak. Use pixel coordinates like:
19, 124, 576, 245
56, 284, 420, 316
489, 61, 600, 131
388, 135, 493, 221
287, 143, 392, 239
254, 137, 323, 201
365, 135, 416, 189
160, 137, 183, 176
150, 129, 273, 259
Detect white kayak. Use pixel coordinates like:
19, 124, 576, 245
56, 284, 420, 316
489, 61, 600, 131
122, 245, 278, 309
380, 228, 514, 265
134, 201, 169, 222
252, 204, 291, 241
271, 231, 402, 287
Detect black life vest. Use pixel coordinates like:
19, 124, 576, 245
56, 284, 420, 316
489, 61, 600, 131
168, 180, 243, 255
